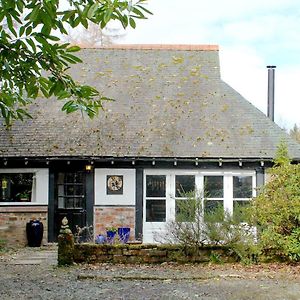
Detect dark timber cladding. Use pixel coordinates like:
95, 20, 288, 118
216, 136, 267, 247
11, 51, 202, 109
0, 44, 299, 160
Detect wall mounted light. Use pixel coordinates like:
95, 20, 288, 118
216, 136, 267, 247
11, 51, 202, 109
195, 158, 199, 166
260, 160, 264, 167
85, 165, 92, 171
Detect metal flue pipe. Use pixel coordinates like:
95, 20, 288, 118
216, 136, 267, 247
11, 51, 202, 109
267, 65, 276, 121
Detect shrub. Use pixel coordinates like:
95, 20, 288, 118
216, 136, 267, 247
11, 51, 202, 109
252, 142, 300, 262
163, 192, 257, 263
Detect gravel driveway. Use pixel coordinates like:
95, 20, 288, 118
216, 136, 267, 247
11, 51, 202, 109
1, 246, 300, 300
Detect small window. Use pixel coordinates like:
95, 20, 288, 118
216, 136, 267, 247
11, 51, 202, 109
175, 175, 195, 197
146, 175, 166, 197
146, 199, 166, 222
0, 173, 34, 202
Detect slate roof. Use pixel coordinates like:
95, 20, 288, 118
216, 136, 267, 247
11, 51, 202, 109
0, 45, 299, 160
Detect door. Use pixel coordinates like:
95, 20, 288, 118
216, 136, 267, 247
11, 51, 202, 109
143, 172, 197, 243
54, 172, 86, 239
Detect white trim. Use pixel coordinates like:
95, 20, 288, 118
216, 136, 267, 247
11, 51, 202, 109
0, 168, 49, 205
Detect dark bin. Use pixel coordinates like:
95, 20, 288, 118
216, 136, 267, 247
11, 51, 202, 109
26, 220, 44, 247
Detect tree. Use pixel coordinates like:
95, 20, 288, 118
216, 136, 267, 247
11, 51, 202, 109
289, 124, 300, 144
62, 21, 124, 47
0, 0, 151, 126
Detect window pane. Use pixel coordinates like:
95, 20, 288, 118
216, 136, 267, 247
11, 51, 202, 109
0, 173, 33, 202
175, 175, 195, 197
204, 200, 224, 222
233, 200, 250, 222
175, 199, 196, 222
204, 176, 223, 198
146, 199, 166, 222
146, 175, 166, 197
233, 176, 252, 198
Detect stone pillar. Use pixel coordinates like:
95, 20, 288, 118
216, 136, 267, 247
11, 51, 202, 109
58, 217, 74, 266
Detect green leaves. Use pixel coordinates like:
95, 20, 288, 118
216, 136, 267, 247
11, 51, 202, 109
0, 0, 152, 126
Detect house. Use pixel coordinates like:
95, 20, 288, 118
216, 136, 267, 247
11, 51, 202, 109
0, 45, 299, 246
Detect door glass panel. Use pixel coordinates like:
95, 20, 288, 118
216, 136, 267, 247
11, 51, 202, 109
204, 176, 223, 198
233, 176, 252, 198
204, 199, 224, 222
146, 175, 166, 197
57, 172, 85, 209
175, 175, 195, 197
175, 199, 196, 222
146, 199, 166, 222
233, 200, 250, 222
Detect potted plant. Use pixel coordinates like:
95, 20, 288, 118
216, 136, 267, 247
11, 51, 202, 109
16, 191, 30, 202
106, 226, 117, 244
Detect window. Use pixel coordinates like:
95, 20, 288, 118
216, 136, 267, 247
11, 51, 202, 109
0, 173, 34, 202
175, 175, 196, 222
146, 175, 166, 222
233, 176, 253, 221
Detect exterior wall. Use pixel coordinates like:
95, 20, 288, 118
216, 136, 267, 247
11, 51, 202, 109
94, 168, 136, 205
0, 206, 48, 247
94, 206, 135, 240
94, 168, 136, 240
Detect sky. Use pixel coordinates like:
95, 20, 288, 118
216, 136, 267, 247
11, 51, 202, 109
114, 0, 300, 129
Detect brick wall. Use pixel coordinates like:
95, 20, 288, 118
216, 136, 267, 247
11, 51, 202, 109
94, 206, 135, 240
0, 206, 48, 247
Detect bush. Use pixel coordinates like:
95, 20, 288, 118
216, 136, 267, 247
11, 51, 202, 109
252, 142, 300, 262
163, 192, 257, 263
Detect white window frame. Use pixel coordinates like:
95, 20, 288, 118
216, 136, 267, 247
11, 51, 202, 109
144, 169, 256, 217
0, 168, 49, 205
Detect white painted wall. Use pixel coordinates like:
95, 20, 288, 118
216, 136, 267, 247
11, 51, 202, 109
94, 168, 136, 205
0, 168, 49, 205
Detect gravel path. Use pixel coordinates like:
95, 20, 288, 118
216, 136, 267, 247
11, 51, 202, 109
1, 246, 300, 299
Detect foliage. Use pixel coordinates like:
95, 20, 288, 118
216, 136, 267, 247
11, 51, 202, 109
252, 141, 300, 262
0, 239, 7, 253
74, 224, 94, 243
163, 192, 257, 263
0, 0, 151, 126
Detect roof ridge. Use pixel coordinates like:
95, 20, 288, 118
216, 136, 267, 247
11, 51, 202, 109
81, 44, 219, 51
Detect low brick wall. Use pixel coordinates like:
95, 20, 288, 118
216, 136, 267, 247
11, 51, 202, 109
73, 243, 234, 264
0, 206, 48, 247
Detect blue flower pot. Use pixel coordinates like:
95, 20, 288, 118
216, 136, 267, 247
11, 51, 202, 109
118, 227, 130, 243
106, 231, 117, 244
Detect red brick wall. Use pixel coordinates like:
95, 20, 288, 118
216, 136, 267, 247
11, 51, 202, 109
94, 206, 135, 240
0, 206, 48, 247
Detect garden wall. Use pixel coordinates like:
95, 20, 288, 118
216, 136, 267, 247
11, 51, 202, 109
73, 243, 234, 264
